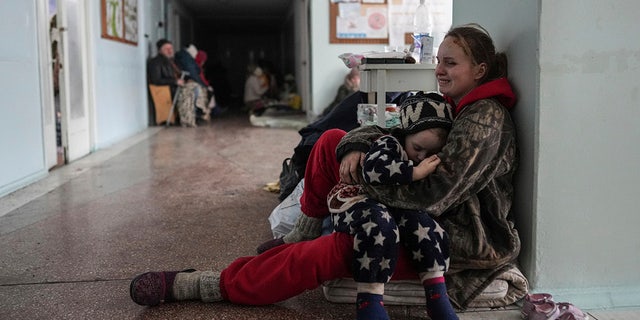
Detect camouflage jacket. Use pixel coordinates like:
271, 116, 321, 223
336, 79, 521, 308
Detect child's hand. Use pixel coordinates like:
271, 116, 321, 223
412, 155, 441, 181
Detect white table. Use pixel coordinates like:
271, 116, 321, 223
358, 63, 438, 127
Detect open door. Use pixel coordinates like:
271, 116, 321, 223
57, 0, 92, 162
36, 0, 58, 169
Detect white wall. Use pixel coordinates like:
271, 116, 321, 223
452, 0, 540, 299
88, 2, 149, 150
0, 0, 163, 197
309, 1, 385, 116
455, 0, 640, 309
0, 1, 48, 197
536, 0, 640, 308
309, 1, 452, 117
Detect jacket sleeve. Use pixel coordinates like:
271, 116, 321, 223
335, 125, 387, 161
366, 100, 516, 216
147, 58, 177, 86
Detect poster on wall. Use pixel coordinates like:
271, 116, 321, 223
330, 0, 389, 44
329, 0, 452, 46
101, 0, 138, 45
336, 2, 388, 39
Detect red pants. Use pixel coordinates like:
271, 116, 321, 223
219, 129, 419, 305
299, 129, 345, 219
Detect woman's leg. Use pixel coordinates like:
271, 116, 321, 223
299, 128, 345, 219
267, 128, 346, 247
221, 232, 353, 305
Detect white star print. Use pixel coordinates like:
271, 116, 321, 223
380, 258, 392, 270
361, 209, 372, 218
427, 260, 445, 272
368, 150, 381, 160
373, 231, 386, 246
381, 210, 392, 223
366, 169, 382, 183
413, 250, 424, 261
358, 252, 373, 270
332, 216, 340, 227
353, 237, 363, 252
362, 221, 378, 236
385, 160, 404, 177
435, 242, 442, 253
414, 225, 432, 242
398, 217, 408, 227
393, 227, 400, 243
343, 211, 355, 224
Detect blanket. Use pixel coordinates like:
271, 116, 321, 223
322, 264, 528, 309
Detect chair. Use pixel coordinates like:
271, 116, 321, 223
148, 84, 176, 125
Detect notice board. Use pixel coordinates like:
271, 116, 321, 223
329, 0, 452, 47
330, 0, 389, 44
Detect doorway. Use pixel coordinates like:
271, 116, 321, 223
47, 0, 64, 168
42, 0, 93, 168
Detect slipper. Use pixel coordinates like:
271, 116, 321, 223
527, 301, 560, 320
557, 302, 589, 320
130, 269, 196, 306
522, 293, 554, 319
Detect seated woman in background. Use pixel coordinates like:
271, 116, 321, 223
243, 65, 270, 113
317, 67, 361, 119
174, 44, 212, 126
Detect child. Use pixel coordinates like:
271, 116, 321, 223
327, 92, 459, 320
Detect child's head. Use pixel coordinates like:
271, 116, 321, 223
398, 92, 453, 163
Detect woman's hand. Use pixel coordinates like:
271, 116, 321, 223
412, 155, 441, 181
340, 151, 365, 184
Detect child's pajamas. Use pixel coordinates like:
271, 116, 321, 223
328, 135, 450, 283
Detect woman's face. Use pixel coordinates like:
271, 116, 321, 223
435, 36, 486, 104
404, 129, 446, 164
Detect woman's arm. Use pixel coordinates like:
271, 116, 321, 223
335, 125, 387, 184
365, 100, 517, 216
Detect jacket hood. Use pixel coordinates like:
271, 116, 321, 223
445, 77, 516, 116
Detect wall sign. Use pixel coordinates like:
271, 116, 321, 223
101, 0, 138, 45
330, 0, 452, 47
330, 0, 389, 44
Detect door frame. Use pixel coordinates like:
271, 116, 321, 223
56, 0, 94, 162
36, 0, 58, 169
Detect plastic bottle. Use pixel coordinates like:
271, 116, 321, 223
412, 0, 434, 64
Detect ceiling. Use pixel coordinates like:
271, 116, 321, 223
177, 0, 293, 29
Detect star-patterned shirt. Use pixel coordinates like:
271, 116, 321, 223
362, 135, 414, 186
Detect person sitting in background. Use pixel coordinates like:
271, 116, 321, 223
243, 65, 269, 113
147, 39, 184, 97
195, 50, 224, 117
173, 44, 212, 126
174, 44, 208, 88
317, 67, 361, 119
194, 50, 212, 92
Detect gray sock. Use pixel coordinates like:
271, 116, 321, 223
200, 271, 222, 302
282, 214, 323, 243
172, 271, 222, 302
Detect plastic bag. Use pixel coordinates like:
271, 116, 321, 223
268, 179, 304, 238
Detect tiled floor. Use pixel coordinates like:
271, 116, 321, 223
0, 112, 637, 319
